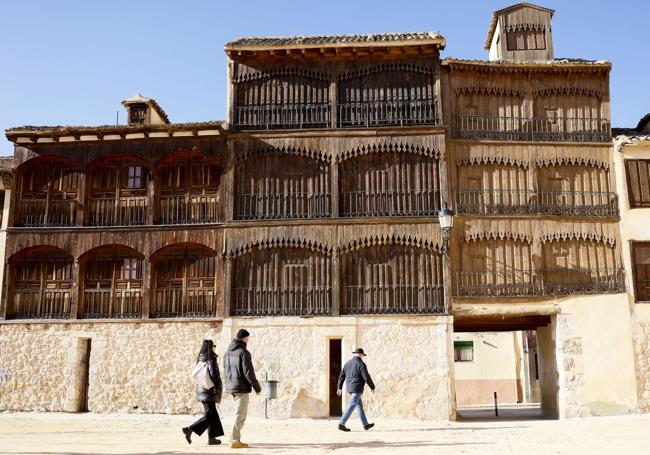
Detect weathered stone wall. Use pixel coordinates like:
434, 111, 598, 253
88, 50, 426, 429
633, 305, 650, 412
0, 316, 454, 420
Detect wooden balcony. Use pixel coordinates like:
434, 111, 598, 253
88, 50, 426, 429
152, 287, 217, 318
455, 190, 536, 216
79, 288, 142, 319
456, 270, 538, 297
232, 287, 331, 316
456, 268, 625, 297
340, 188, 440, 217
9, 288, 71, 319
87, 196, 147, 226
455, 189, 618, 218
16, 199, 77, 227
232, 102, 331, 130
452, 116, 611, 142
234, 192, 330, 220
338, 97, 440, 128
341, 284, 445, 315
158, 194, 220, 225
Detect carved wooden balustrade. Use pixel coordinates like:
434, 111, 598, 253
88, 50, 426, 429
456, 269, 538, 297
158, 194, 220, 224
337, 97, 440, 128
537, 191, 618, 217
152, 287, 217, 318
539, 268, 625, 295
340, 188, 440, 217
80, 288, 143, 319
233, 102, 331, 130
11, 288, 71, 319
341, 284, 444, 314
232, 286, 331, 316
87, 195, 148, 226
235, 192, 330, 220
16, 199, 77, 227
455, 189, 536, 215
452, 115, 611, 142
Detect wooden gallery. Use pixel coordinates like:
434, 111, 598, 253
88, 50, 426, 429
0, 2, 645, 419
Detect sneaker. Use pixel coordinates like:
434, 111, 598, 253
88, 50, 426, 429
181, 427, 192, 444
208, 438, 221, 446
364, 423, 375, 430
338, 424, 351, 432
231, 441, 250, 449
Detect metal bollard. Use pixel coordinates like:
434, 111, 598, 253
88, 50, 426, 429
494, 391, 499, 417
264, 372, 279, 419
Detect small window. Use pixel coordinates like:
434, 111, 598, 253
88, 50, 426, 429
454, 341, 474, 362
127, 166, 142, 189
129, 104, 147, 125
123, 258, 140, 280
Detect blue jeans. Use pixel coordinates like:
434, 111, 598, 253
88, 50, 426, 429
339, 393, 369, 426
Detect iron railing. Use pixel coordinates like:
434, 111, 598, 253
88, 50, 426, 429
340, 188, 440, 217
9, 288, 71, 319
455, 189, 618, 217
537, 191, 618, 217
540, 268, 625, 295
158, 194, 220, 224
455, 189, 536, 215
232, 287, 331, 316
455, 268, 625, 297
338, 97, 440, 128
452, 116, 611, 142
235, 192, 330, 220
151, 287, 217, 318
232, 103, 331, 130
87, 195, 147, 226
79, 288, 142, 319
16, 199, 77, 227
456, 270, 538, 297
341, 284, 445, 315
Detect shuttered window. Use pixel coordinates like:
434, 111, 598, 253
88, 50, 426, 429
625, 160, 650, 208
632, 243, 650, 302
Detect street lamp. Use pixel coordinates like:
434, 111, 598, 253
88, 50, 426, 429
438, 201, 454, 254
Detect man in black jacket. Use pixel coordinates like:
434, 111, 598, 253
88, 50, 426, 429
223, 329, 261, 449
337, 348, 375, 431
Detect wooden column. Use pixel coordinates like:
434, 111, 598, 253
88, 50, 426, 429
331, 251, 340, 316
330, 160, 339, 218
142, 257, 151, 319
70, 258, 80, 319
1, 259, 10, 319
442, 251, 452, 314
146, 168, 156, 225
75, 172, 86, 226
226, 59, 236, 129
330, 78, 338, 129
524, 88, 534, 141
221, 255, 233, 319
438, 140, 449, 209
224, 163, 235, 222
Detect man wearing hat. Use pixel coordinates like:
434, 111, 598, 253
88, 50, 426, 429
223, 329, 261, 449
336, 348, 375, 431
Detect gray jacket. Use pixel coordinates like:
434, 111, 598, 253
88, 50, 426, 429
195, 353, 222, 403
223, 338, 261, 394
337, 356, 375, 394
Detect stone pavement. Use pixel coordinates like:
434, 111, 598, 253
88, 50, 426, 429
0, 411, 649, 455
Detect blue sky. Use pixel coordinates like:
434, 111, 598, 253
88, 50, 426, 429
1, 0, 648, 154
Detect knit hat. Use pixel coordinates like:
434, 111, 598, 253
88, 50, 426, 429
236, 329, 250, 339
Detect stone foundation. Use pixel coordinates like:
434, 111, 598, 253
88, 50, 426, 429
633, 306, 650, 412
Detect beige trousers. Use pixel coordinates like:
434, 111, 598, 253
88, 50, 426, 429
231, 392, 250, 442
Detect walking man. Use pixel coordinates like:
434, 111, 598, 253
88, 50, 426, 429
337, 348, 375, 431
223, 329, 261, 449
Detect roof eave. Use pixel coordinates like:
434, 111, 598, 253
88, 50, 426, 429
224, 37, 446, 53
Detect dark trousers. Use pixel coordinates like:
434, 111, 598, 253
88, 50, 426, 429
189, 401, 224, 439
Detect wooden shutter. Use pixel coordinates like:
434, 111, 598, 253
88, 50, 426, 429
625, 160, 650, 208
633, 243, 650, 302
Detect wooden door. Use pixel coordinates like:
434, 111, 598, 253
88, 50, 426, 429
329, 339, 342, 417
79, 339, 91, 412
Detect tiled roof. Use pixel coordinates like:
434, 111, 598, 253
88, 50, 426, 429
442, 57, 611, 72
226, 31, 444, 49
5, 121, 224, 134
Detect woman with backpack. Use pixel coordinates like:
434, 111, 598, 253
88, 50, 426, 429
182, 339, 225, 446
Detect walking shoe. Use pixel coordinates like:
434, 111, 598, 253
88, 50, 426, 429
208, 438, 221, 445
181, 427, 192, 444
364, 423, 375, 430
338, 424, 351, 432
231, 441, 250, 449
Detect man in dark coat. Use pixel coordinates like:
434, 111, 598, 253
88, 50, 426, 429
337, 348, 375, 431
223, 329, 261, 449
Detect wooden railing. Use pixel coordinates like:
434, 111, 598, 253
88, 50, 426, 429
235, 192, 330, 220
455, 189, 618, 217
341, 284, 445, 315
232, 103, 331, 130
9, 289, 71, 319
16, 199, 77, 227
151, 287, 217, 318
79, 288, 142, 319
456, 270, 538, 297
158, 194, 220, 224
452, 116, 611, 142
340, 188, 440, 217
540, 268, 625, 295
232, 287, 331, 316
338, 97, 440, 128
87, 196, 147, 226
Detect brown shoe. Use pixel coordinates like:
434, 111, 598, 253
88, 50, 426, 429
231, 441, 250, 449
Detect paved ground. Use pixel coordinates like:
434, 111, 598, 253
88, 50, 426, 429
1, 411, 649, 455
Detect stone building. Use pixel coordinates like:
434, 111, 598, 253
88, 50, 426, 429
0, 2, 645, 419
